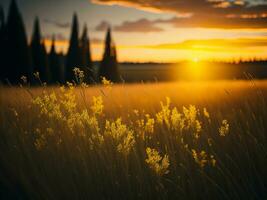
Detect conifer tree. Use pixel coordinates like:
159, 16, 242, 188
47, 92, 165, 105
30, 17, 50, 83
49, 35, 63, 84
5, 0, 32, 83
80, 24, 94, 83
98, 27, 120, 82
65, 13, 81, 82
0, 5, 6, 82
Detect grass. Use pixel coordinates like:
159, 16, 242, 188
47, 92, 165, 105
1, 80, 267, 199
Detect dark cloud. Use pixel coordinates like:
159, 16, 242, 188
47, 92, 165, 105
91, 0, 267, 28
95, 18, 163, 32
95, 20, 110, 31
43, 19, 71, 29
114, 18, 163, 32
142, 38, 267, 51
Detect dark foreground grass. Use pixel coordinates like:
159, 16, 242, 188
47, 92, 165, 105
0, 81, 267, 200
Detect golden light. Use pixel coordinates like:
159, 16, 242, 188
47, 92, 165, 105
175, 59, 212, 81
192, 57, 200, 63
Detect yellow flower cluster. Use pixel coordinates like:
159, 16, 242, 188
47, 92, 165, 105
219, 119, 230, 136
145, 147, 170, 176
105, 118, 135, 155
101, 77, 113, 86
91, 96, 104, 116
136, 114, 155, 139
28, 83, 229, 176
73, 67, 85, 83
156, 98, 202, 139
32, 85, 104, 150
32, 92, 62, 120
191, 149, 216, 168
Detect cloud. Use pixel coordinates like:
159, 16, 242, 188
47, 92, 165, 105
43, 19, 71, 29
95, 20, 110, 31
114, 18, 163, 32
95, 18, 163, 32
142, 38, 267, 51
91, 0, 267, 28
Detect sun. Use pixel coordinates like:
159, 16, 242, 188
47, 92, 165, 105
192, 57, 200, 63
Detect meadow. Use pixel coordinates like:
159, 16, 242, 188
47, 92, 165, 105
1, 79, 267, 199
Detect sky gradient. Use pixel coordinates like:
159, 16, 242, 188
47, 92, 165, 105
1, 0, 267, 62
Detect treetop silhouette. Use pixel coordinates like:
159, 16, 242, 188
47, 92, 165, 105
30, 17, 50, 83
65, 13, 81, 82
5, 0, 32, 83
98, 27, 120, 83
80, 24, 94, 83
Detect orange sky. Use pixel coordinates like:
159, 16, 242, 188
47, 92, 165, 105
23, 0, 267, 62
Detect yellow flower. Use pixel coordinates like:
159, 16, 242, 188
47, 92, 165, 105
20, 75, 27, 83
156, 97, 171, 128
33, 71, 40, 79
191, 149, 216, 168
91, 96, 104, 115
145, 147, 170, 176
101, 77, 113, 86
73, 67, 84, 83
219, 119, 229, 136
145, 114, 155, 134
203, 108, 210, 119
105, 118, 135, 155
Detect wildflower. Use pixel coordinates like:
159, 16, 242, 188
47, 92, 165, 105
105, 118, 135, 155
33, 72, 40, 79
20, 75, 27, 83
192, 149, 207, 168
32, 92, 62, 120
91, 96, 104, 115
183, 105, 198, 127
145, 114, 155, 134
194, 120, 202, 139
60, 86, 76, 114
101, 77, 113, 86
133, 109, 139, 116
73, 67, 84, 83
156, 97, 171, 128
191, 149, 216, 168
170, 107, 184, 131
210, 155, 216, 167
219, 119, 229, 136
203, 108, 210, 119
145, 147, 170, 176
34, 128, 46, 150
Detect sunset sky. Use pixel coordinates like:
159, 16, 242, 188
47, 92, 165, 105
1, 0, 267, 62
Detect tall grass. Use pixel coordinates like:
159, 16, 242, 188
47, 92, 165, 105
1, 79, 267, 199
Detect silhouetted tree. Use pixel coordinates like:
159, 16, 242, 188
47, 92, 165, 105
0, 5, 6, 82
5, 0, 32, 84
98, 27, 120, 82
80, 24, 94, 83
30, 17, 50, 83
49, 35, 64, 84
65, 13, 81, 82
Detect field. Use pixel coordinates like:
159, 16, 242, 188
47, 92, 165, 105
1, 80, 267, 199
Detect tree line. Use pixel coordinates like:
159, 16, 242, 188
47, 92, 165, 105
0, 0, 120, 85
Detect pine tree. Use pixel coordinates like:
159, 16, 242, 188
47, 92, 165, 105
80, 24, 94, 83
98, 27, 120, 82
65, 13, 81, 82
30, 17, 50, 83
0, 5, 6, 82
5, 0, 32, 84
49, 35, 63, 84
